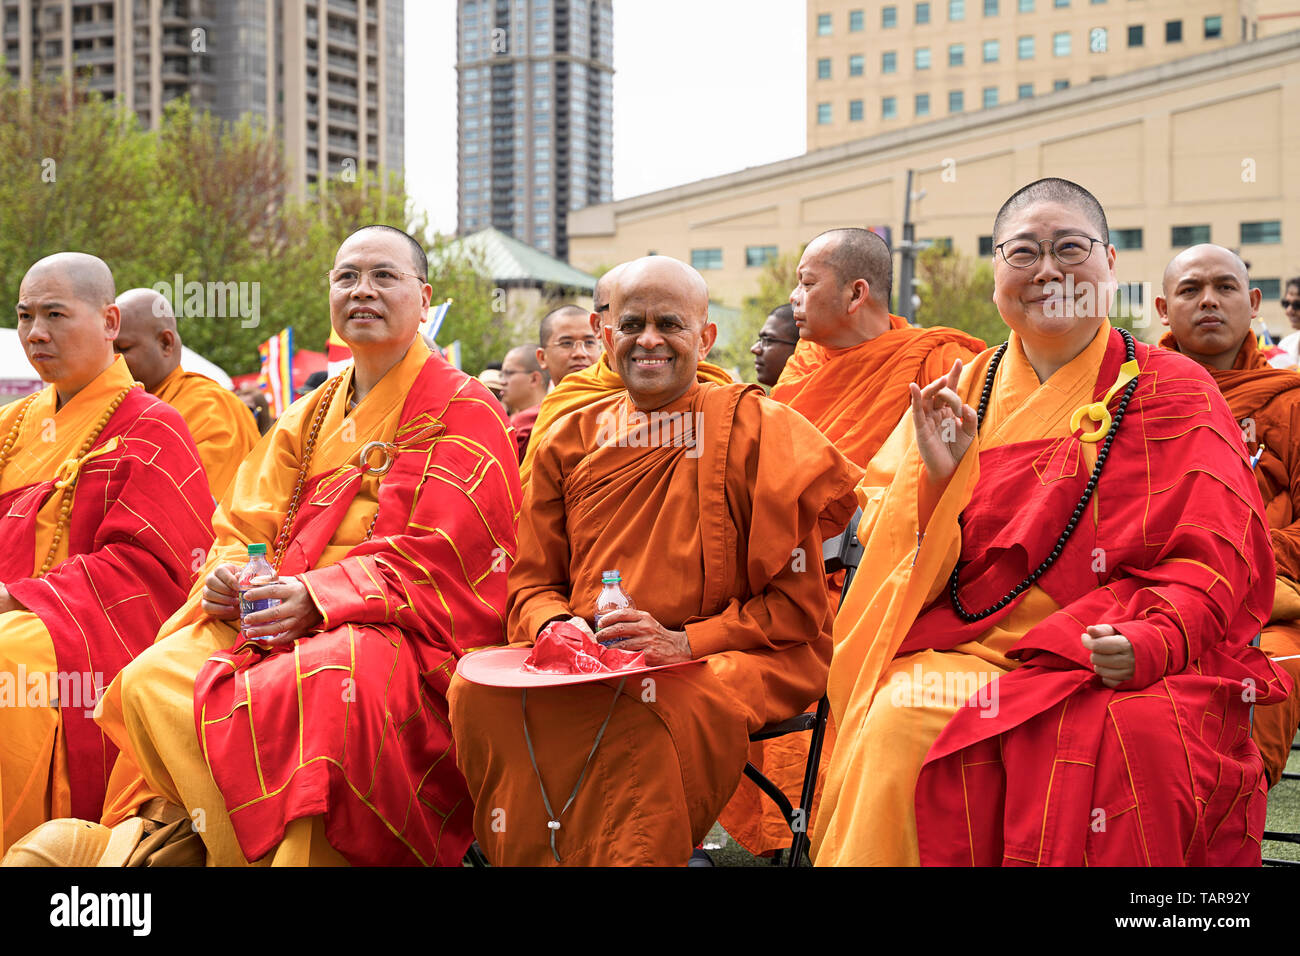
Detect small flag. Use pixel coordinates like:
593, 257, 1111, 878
443, 340, 463, 370
421, 298, 453, 347
258, 328, 294, 418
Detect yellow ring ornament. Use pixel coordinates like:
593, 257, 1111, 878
1069, 359, 1141, 443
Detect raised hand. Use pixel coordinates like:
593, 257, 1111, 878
910, 359, 978, 483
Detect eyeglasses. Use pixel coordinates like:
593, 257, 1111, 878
549, 338, 600, 353
326, 268, 424, 290
1283, 299, 1300, 310
754, 334, 798, 349
995, 235, 1104, 269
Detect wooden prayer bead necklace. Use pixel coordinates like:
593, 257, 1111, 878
269, 375, 383, 572
948, 328, 1139, 624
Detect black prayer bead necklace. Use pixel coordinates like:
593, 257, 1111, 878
948, 328, 1138, 624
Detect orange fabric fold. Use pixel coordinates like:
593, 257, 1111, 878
151, 365, 261, 501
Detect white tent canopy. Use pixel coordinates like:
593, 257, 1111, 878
0, 327, 233, 392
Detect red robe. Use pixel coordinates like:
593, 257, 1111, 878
192, 354, 521, 866
911, 332, 1291, 865
0, 385, 214, 820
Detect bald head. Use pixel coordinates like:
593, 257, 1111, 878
808, 229, 894, 307
537, 303, 601, 384
539, 305, 589, 347
502, 343, 548, 414
115, 288, 182, 391
1161, 243, 1249, 296
612, 256, 710, 324
23, 252, 115, 308
1156, 242, 1261, 372
593, 262, 628, 323
505, 344, 542, 373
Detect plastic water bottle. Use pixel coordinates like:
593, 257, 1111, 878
595, 569, 635, 645
238, 543, 282, 644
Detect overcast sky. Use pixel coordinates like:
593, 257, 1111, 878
403, 0, 808, 236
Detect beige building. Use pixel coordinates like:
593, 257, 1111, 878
568, 29, 1300, 338
1, 0, 404, 194
806, 0, 1300, 151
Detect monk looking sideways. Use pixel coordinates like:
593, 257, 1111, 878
813, 179, 1289, 866
0, 253, 214, 853
450, 256, 862, 865
1157, 243, 1300, 788
114, 288, 260, 501
9, 226, 521, 866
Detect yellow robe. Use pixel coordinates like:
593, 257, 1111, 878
151, 365, 260, 502
98, 342, 436, 866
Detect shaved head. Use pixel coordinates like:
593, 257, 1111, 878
23, 252, 115, 308
537, 303, 601, 383
502, 343, 548, 413
613, 256, 710, 325
115, 288, 182, 391
539, 304, 589, 347
994, 178, 1109, 245
593, 263, 628, 319
808, 229, 894, 306
505, 344, 542, 373
1157, 243, 1261, 371
1161, 243, 1249, 295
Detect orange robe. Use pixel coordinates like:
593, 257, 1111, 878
150, 366, 260, 502
518, 353, 733, 484
449, 381, 861, 865
98, 341, 521, 865
1160, 331, 1300, 785
814, 324, 1287, 866
725, 315, 986, 855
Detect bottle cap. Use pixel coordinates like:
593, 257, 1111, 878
601, 570, 621, 583
247, 543, 268, 556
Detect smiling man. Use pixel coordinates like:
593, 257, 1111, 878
114, 288, 259, 501
449, 255, 862, 865
14, 226, 522, 867
1157, 243, 1300, 788
814, 180, 1289, 867
0, 253, 214, 854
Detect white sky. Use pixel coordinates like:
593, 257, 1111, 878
403, 0, 807, 236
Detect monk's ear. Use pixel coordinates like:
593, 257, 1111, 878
1249, 286, 1262, 317
535, 346, 547, 371
158, 328, 178, 355
420, 282, 433, 313
1153, 296, 1169, 325
698, 321, 718, 359
589, 312, 601, 335
846, 279, 869, 314
103, 303, 121, 340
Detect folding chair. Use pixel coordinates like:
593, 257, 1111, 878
1262, 738, 1300, 867
740, 507, 864, 868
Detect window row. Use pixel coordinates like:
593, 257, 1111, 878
689, 246, 781, 271
819, 81, 1069, 122
817, 6, 1222, 39
972, 222, 1280, 255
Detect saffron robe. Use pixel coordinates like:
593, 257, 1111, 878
813, 324, 1290, 866
518, 352, 734, 485
98, 341, 521, 866
450, 381, 861, 865
0, 356, 213, 849
726, 315, 986, 855
151, 365, 261, 501
1160, 330, 1300, 786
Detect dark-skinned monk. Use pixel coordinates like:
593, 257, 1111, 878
751, 304, 799, 389
8, 226, 521, 867
1157, 243, 1300, 788
115, 288, 260, 501
518, 260, 734, 485
449, 255, 862, 865
0, 253, 214, 855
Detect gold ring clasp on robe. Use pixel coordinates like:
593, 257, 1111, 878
359, 441, 396, 476
1069, 359, 1140, 444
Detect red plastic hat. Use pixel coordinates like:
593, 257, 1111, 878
456, 621, 700, 688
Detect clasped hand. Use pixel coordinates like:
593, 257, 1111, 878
201, 561, 323, 647
1081, 624, 1135, 687
596, 609, 692, 665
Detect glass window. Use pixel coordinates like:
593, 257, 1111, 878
1053, 0, 1068, 6
817, 12, 832, 35
1017, 82, 1033, 99
849, 98, 864, 121
1170, 225, 1210, 247
982, 86, 998, 108
883, 96, 898, 118
916, 47, 931, 69
949, 0, 965, 20
1256, 278, 1282, 300
1018, 0, 1033, 9
1018, 35, 1034, 59
849, 9, 864, 30
882, 51, 897, 72
691, 248, 723, 270
978, 235, 994, 256
949, 43, 965, 66
984, 0, 999, 15
883, 5, 898, 27
1053, 78, 1070, 90
1241, 220, 1282, 244
817, 102, 832, 124
1204, 15, 1222, 39
1053, 31, 1071, 56
850, 53, 865, 75
983, 39, 999, 61
818, 57, 832, 79
1111, 229, 1143, 250
948, 89, 964, 112
746, 246, 778, 267
916, 2, 931, 24
1166, 19, 1182, 43
916, 92, 931, 116
1128, 24, 1143, 46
